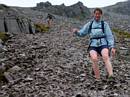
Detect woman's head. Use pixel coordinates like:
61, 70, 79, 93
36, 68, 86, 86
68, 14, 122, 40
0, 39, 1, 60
93, 8, 103, 21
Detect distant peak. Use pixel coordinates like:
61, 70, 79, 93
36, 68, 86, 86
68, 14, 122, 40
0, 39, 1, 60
44, 1, 52, 5
61, 3, 65, 6
37, 1, 52, 7
75, 1, 83, 5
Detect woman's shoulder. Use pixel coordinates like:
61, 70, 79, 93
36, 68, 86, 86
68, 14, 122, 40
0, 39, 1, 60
102, 21, 109, 25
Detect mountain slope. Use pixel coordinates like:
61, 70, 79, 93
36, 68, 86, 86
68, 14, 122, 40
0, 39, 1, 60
0, 1, 130, 97
104, 0, 130, 15
0, 19, 130, 97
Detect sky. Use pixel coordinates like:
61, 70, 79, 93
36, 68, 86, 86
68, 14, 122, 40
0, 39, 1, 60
0, 0, 127, 8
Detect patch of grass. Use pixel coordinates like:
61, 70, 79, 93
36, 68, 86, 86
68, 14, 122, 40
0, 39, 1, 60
34, 23, 50, 33
113, 29, 130, 38
0, 32, 10, 42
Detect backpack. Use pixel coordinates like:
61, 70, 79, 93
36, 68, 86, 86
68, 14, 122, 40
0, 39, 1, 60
87, 20, 108, 50
88, 20, 105, 34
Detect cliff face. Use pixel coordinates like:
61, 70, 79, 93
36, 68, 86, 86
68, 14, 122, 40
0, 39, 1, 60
33, 1, 91, 19
0, 4, 35, 34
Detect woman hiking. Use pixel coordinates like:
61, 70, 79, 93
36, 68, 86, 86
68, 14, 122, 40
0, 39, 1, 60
72, 8, 116, 80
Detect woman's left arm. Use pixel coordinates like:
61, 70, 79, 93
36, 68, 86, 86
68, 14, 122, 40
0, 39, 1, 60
104, 22, 115, 48
105, 22, 116, 56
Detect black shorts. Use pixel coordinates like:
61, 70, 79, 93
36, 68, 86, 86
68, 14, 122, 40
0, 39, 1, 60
89, 45, 109, 56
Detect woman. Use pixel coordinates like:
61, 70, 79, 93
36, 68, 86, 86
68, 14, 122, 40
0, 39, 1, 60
73, 8, 116, 80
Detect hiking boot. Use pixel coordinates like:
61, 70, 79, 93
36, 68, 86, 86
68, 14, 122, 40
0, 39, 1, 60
107, 76, 117, 84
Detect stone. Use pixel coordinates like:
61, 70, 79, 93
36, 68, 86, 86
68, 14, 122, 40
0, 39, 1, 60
119, 47, 129, 55
124, 38, 130, 42
4, 72, 14, 83
0, 63, 6, 72
8, 66, 22, 73
24, 77, 33, 82
0, 50, 6, 58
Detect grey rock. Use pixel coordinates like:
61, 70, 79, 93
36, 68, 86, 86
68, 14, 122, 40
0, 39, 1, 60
0, 44, 4, 52
124, 38, 130, 42
0, 63, 6, 73
24, 77, 33, 82
4, 72, 14, 83
0, 39, 3, 44
0, 52, 5, 59
120, 47, 128, 50
8, 65, 21, 73
119, 47, 129, 55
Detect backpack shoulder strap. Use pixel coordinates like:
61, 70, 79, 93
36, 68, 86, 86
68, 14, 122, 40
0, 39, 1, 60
88, 20, 93, 33
101, 20, 105, 33
89, 20, 104, 33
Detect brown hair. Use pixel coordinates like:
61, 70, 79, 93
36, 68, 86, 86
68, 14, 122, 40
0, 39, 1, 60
94, 8, 103, 14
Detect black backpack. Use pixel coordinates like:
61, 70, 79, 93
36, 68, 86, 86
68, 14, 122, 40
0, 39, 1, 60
87, 20, 108, 50
88, 20, 105, 34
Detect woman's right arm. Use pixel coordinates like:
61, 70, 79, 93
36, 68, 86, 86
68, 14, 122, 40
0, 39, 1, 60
73, 22, 90, 37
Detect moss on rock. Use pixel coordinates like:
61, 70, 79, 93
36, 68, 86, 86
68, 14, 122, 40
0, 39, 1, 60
0, 32, 10, 42
34, 23, 50, 33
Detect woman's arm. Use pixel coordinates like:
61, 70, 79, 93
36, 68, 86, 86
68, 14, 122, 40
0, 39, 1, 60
105, 22, 116, 56
104, 22, 115, 48
73, 22, 91, 37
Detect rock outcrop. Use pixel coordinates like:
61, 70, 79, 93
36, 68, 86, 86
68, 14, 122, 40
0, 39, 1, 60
0, 4, 35, 34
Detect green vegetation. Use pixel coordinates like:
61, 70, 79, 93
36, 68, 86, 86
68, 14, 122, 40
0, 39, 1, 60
34, 23, 50, 33
0, 32, 10, 42
113, 29, 130, 38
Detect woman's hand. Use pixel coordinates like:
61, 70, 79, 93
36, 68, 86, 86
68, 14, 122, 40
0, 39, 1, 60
72, 28, 79, 33
111, 48, 116, 57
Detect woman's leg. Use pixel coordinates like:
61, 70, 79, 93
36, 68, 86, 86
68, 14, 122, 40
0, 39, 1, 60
101, 48, 113, 77
89, 50, 100, 79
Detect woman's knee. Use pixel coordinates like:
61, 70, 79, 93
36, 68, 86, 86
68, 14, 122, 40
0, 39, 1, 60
90, 55, 98, 63
102, 54, 109, 61
101, 48, 109, 60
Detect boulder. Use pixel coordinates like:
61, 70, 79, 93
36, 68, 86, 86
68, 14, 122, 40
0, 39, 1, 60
119, 47, 129, 55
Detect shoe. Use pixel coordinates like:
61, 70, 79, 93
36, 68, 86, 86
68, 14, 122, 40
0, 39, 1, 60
107, 76, 117, 84
108, 76, 115, 80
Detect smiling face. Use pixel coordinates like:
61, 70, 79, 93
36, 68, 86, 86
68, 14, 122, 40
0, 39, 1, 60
94, 9, 102, 21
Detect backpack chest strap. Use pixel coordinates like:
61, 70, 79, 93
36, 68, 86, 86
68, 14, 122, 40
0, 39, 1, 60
90, 36, 106, 40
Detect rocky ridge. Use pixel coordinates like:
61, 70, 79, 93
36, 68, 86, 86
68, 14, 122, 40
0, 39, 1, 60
33, 1, 90, 19
104, 0, 130, 16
